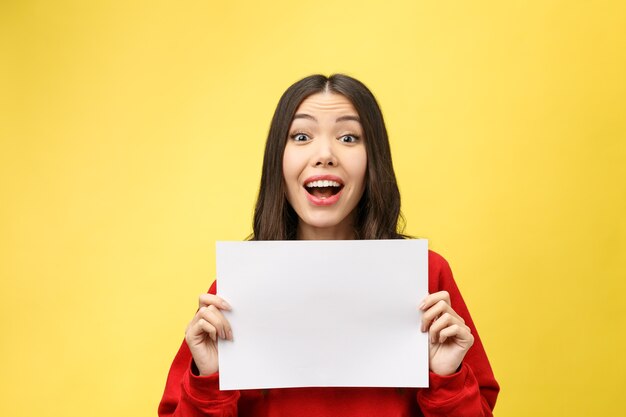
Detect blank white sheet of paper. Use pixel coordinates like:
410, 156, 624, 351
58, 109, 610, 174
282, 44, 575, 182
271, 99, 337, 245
216, 239, 429, 390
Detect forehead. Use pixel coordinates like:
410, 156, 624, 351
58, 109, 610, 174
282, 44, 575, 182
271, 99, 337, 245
294, 92, 358, 117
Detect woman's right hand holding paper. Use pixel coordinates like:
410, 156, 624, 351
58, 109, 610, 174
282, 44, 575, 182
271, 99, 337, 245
185, 294, 233, 376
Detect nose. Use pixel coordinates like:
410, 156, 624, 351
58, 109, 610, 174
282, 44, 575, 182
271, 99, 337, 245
313, 137, 338, 167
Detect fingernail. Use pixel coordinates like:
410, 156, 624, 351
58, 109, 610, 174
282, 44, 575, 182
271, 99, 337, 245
227, 329, 233, 340
220, 330, 225, 339
221, 300, 232, 310
418, 302, 425, 310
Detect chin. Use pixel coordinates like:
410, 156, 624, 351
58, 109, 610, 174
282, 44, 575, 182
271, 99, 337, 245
300, 210, 353, 230
302, 214, 339, 228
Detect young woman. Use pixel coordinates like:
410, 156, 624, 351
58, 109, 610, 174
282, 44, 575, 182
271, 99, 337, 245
159, 74, 499, 417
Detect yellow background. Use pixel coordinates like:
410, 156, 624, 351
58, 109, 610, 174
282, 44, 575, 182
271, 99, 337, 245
1, 1, 625, 416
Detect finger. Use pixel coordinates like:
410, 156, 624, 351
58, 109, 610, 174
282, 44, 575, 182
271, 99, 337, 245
421, 299, 455, 332
428, 312, 460, 343
419, 291, 450, 311
199, 294, 232, 311
197, 319, 218, 342
198, 305, 233, 340
438, 324, 474, 346
421, 296, 466, 331
186, 318, 217, 343
198, 306, 226, 340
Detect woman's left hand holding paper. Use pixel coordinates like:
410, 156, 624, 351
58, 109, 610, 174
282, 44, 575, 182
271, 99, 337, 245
420, 291, 474, 376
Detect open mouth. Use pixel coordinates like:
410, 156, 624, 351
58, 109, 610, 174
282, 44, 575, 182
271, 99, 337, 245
304, 179, 344, 200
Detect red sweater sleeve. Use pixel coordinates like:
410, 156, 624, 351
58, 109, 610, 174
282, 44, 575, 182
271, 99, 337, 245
158, 282, 240, 417
416, 251, 500, 417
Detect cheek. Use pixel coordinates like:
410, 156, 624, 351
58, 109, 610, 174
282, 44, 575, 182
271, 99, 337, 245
282, 147, 300, 192
282, 152, 291, 177
350, 149, 368, 190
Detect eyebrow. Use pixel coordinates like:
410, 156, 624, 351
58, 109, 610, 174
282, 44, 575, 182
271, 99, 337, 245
293, 113, 361, 123
336, 115, 361, 123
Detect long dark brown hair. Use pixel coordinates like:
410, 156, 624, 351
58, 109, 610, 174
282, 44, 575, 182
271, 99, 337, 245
251, 74, 406, 240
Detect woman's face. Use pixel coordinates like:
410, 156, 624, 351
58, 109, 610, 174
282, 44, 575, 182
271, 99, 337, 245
283, 92, 367, 240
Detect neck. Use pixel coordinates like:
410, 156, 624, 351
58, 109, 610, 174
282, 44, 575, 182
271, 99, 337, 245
296, 221, 355, 240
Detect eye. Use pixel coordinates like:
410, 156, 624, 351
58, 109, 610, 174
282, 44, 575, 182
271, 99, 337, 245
290, 133, 310, 142
339, 134, 360, 143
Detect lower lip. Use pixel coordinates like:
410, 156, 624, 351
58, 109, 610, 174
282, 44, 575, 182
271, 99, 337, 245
305, 188, 343, 206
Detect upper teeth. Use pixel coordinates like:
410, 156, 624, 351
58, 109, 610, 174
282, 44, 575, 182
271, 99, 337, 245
306, 180, 341, 188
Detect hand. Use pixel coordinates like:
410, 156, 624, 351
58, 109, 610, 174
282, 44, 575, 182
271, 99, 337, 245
185, 294, 233, 376
420, 291, 474, 376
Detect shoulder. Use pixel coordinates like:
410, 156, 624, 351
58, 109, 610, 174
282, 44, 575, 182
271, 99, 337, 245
428, 249, 451, 276
427, 249, 455, 293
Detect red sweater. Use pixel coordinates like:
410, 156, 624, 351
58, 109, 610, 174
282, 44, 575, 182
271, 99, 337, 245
159, 251, 499, 417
